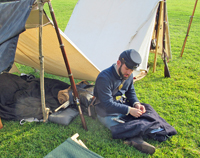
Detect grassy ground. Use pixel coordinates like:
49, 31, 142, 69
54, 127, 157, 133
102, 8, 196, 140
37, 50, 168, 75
0, 0, 200, 157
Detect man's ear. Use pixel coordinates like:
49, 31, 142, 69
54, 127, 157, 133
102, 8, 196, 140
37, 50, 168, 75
117, 60, 121, 66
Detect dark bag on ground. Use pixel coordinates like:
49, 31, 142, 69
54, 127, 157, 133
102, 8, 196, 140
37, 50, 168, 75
48, 108, 79, 126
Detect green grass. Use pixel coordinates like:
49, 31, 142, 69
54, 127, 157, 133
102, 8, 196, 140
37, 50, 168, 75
1, 0, 200, 157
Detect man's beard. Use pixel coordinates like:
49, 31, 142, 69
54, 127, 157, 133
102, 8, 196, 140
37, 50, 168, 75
118, 65, 129, 80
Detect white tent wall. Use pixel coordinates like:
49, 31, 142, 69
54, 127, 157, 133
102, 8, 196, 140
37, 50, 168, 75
64, 0, 161, 76
14, 6, 100, 81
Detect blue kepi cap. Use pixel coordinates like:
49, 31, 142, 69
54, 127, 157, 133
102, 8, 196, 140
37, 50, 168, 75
119, 49, 142, 70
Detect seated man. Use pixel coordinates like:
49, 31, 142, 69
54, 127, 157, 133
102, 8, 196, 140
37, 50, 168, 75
93, 49, 155, 154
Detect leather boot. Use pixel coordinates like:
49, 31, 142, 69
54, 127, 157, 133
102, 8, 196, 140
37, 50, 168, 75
124, 136, 155, 154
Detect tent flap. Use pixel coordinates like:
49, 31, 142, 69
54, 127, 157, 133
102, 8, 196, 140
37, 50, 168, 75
0, 0, 35, 73
0, 35, 19, 72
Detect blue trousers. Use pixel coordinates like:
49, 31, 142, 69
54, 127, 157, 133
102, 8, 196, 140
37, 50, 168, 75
97, 114, 125, 130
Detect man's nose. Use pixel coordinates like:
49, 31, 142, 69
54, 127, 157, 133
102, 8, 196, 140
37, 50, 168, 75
127, 69, 132, 74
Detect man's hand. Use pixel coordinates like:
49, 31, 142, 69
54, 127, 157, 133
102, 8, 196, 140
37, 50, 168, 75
134, 103, 146, 114
129, 107, 143, 118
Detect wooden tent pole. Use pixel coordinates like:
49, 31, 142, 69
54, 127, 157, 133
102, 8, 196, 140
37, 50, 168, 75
38, 0, 49, 122
165, 10, 172, 59
180, 0, 198, 57
153, 1, 164, 72
47, 1, 88, 131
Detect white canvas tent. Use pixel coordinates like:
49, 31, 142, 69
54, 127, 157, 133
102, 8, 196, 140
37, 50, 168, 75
7, 1, 100, 82
64, 0, 171, 76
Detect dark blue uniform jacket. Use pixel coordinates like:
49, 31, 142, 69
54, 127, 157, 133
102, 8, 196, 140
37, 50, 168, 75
94, 64, 139, 117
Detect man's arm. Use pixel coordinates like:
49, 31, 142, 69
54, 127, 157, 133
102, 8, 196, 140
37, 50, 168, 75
94, 76, 129, 115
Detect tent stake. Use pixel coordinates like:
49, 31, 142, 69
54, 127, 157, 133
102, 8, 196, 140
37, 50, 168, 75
38, 0, 49, 122
47, 1, 88, 131
180, 0, 198, 57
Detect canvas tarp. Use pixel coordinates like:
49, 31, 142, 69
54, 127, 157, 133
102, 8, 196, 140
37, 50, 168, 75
0, 0, 100, 82
0, 0, 35, 73
64, 0, 162, 76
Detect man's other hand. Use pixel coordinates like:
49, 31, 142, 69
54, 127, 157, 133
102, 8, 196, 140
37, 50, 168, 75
134, 103, 146, 114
